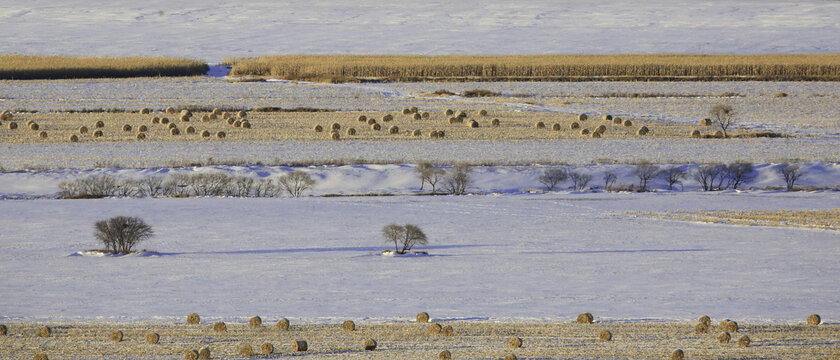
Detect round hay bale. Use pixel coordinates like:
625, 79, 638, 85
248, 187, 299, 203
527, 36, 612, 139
416, 312, 430, 323
346, 128, 356, 136
209, 114, 217, 120
260, 342, 274, 355
357, 115, 367, 122
534, 121, 545, 129
170, 128, 180, 136
387, 125, 399, 134
167, 122, 177, 130
198, 347, 210, 359
412, 129, 422, 137
602, 114, 612, 121
7, 122, 17, 130
38, 131, 47, 138
187, 313, 200, 325
26, 120, 34, 127
68, 134, 79, 142
38, 326, 51, 338
591, 131, 601, 138
0, 324, 7, 335
364, 338, 377, 351
212, 108, 222, 116
457, 111, 467, 118
429, 323, 442, 334
216, 131, 226, 139
421, 112, 430, 119
807, 314, 821, 325
0, 110, 12, 120
580, 128, 590, 135
249, 316, 262, 328
410, 106, 418, 113
738, 335, 751, 347
695, 323, 709, 334
330, 130, 340, 140
371, 123, 381, 131
135, 133, 146, 140
504, 355, 518, 360
180, 114, 190, 122
413, 113, 422, 120
671, 349, 684, 360
439, 350, 451, 360
599, 330, 612, 341
570, 122, 580, 129
479, 109, 488, 116
110, 330, 123, 342
222, 112, 231, 120
449, 117, 461, 124
79, 126, 88, 134
437, 130, 445, 138
238, 345, 253, 357
343, 320, 356, 331
313, 125, 323, 132
713, 130, 725, 138
146, 332, 159, 344
201, 130, 211, 138
699, 315, 711, 325
690, 129, 701, 138
637, 126, 650, 136
29, 123, 39, 131
233, 120, 241, 127
277, 318, 290, 330
578, 113, 588, 121
152, 117, 160, 124
623, 120, 633, 127
468, 120, 479, 128
402, 108, 411, 115
93, 130, 103, 137
94, 120, 104, 128
237, 111, 247, 118
180, 109, 192, 117
445, 109, 454, 116
293, 340, 308, 352
491, 118, 500, 127
596, 124, 607, 134
441, 325, 454, 336
122, 124, 132, 132
201, 115, 210, 122
330, 122, 341, 131
508, 336, 522, 348
213, 322, 227, 333
34, 353, 48, 360
429, 130, 439, 138
613, 117, 623, 125
186, 126, 196, 134
551, 123, 561, 131
160, 117, 170, 124
165, 107, 176, 114
367, 118, 377, 125
140, 108, 151, 114
701, 118, 712, 126
226, 118, 235, 125
576, 313, 594, 324
138, 125, 148, 132
718, 331, 731, 344
725, 320, 738, 332
383, 114, 394, 122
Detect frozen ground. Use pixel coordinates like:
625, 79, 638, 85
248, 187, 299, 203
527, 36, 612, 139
1, 191, 838, 324
1, 1, 840, 62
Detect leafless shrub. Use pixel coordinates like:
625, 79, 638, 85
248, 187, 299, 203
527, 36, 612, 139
778, 163, 806, 191
539, 168, 567, 191
253, 179, 280, 197
231, 176, 255, 197
443, 163, 472, 195
277, 171, 316, 197
58, 174, 118, 198
137, 175, 165, 197
94, 216, 154, 254
633, 162, 659, 192
186, 173, 231, 196
569, 171, 592, 191
723, 162, 755, 190
603, 171, 617, 191
382, 223, 428, 254
659, 166, 686, 191
709, 104, 735, 137
693, 164, 724, 191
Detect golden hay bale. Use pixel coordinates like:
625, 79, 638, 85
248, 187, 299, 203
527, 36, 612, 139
599, 330, 612, 341
718, 331, 731, 344
242, 120, 252, 128
346, 128, 357, 136
671, 349, 684, 360
0, 110, 12, 120
508, 336, 523, 348
570, 122, 580, 129
34, 353, 48, 360
429, 323, 442, 334
330, 131, 341, 140
201, 115, 210, 122
201, 130, 211, 138
438, 130, 445, 138
170, 128, 180, 136
637, 126, 650, 136
277, 318, 290, 330
410, 106, 418, 113
445, 109, 454, 116
479, 109, 488, 116
343, 320, 356, 331
122, 124, 132, 132
596, 124, 607, 133
161, 117, 170, 124
367, 118, 377, 125
293, 340, 308, 352
808, 314, 821, 325
152, 117, 160, 124
186, 126, 195, 134
187, 313, 200, 325
0, 324, 6, 336
226, 118, 235, 125
442, 325, 454, 336
402, 108, 411, 115
468, 120, 479, 128
260, 342, 274, 355
417, 312, 430, 323
238, 345, 253, 357
691, 129, 701, 138
216, 131, 226, 139
713, 130, 724, 138
578, 113, 588, 121
412, 129, 422, 137
449, 117, 462, 124
233, 120, 242, 127
551, 123, 561, 131
38, 131, 47, 138
180, 109, 192, 117
457, 111, 467, 118
212, 108, 222, 116
38, 326, 51, 337
209, 114, 217, 120
723, 320, 738, 333
94, 120, 104, 128
313, 125, 323, 132
429, 130, 439, 138
146, 332, 159, 344
576, 313, 594, 324
413, 113, 422, 120
68, 134, 79, 142
29, 122, 39, 131
7, 122, 17, 130
167, 122, 177, 130
534, 121, 545, 129
330, 122, 340, 130
602, 114, 612, 121
135, 133, 146, 140
388, 125, 400, 134
140, 108, 151, 114
26, 120, 34, 126
357, 115, 367, 122
699, 315, 711, 325
613, 117, 623, 125
110, 330, 123, 342
591, 130, 601, 138
504, 355, 518, 360
491, 118, 500, 127
364, 338, 377, 351
79, 126, 88, 134
623, 120, 633, 127
701, 118, 712, 126
222, 112, 231, 120
695, 323, 709, 334
165, 107, 176, 114
93, 130, 103, 137
213, 322, 227, 333
382, 114, 394, 122
180, 114, 191, 122
371, 123, 381, 131
439, 350, 452, 360
738, 335, 751, 347
237, 111, 247, 118
198, 348, 210, 359
580, 128, 590, 135
138, 125, 148, 132
422, 112, 430, 119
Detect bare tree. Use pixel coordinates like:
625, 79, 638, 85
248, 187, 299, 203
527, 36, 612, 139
417, 162, 445, 194
603, 171, 617, 191
137, 175, 165, 197
539, 168, 567, 191
116, 178, 141, 197
693, 164, 724, 191
568, 171, 592, 191
232, 176, 255, 197
632, 162, 659, 192
659, 166, 686, 191
709, 104, 735, 137
382, 223, 405, 253
187, 173, 231, 196
94, 216, 154, 254
416, 161, 431, 190
277, 171, 316, 197
382, 223, 429, 254
723, 162, 755, 190
778, 163, 805, 191
253, 179, 279, 197
443, 163, 472, 195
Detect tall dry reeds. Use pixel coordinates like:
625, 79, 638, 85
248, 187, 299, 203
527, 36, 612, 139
0, 55, 208, 79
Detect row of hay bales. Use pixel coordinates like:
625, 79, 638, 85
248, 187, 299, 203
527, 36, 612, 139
316, 114, 446, 140
1, 118, 51, 139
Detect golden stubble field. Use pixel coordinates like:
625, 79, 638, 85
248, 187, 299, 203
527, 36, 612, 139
1, 319, 837, 359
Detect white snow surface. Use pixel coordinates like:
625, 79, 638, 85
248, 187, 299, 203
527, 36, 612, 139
1, 1, 839, 62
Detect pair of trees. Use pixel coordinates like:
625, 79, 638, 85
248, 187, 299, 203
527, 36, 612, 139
538, 168, 591, 191
415, 162, 472, 195
382, 223, 428, 254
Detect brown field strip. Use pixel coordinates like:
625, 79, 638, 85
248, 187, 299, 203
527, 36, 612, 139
0, 55, 209, 80
629, 209, 840, 231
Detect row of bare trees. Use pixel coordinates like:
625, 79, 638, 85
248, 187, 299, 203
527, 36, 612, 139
416, 162, 473, 195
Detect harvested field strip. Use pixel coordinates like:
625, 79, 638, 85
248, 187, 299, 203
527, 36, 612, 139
0, 55, 209, 79
0, 321, 837, 359
630, 209, 840, 230
228, 54, 840, 82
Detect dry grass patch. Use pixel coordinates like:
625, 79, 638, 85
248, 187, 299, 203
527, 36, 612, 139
629, 209, 840, 231
0, 55, 208, 79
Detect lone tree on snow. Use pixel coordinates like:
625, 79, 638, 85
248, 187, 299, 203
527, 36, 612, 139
709, 104, 736, 137
94, 216, 154, 254
382, 223, 428, 254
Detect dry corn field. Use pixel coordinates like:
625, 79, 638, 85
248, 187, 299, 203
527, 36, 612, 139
0, 55, 209, 80
1, 320, 837, 359
227, 54, 840, 82
628, 209, 840, 231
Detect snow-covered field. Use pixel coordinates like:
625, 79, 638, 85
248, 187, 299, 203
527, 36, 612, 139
2, 1, 839, 62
